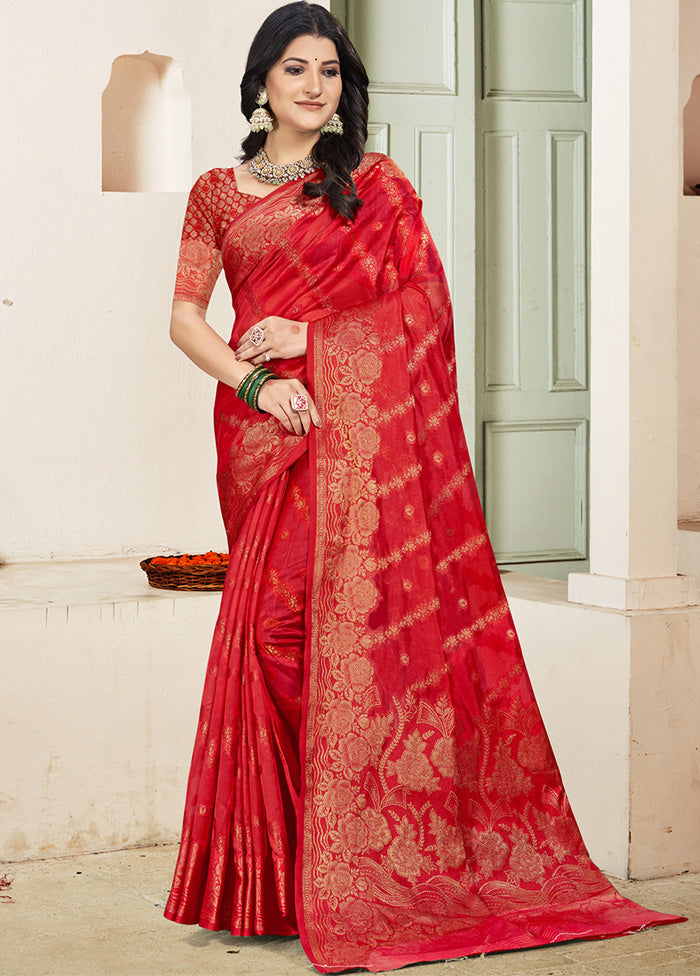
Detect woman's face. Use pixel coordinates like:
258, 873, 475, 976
264, 34, 342, 137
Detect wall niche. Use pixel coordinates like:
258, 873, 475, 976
683, 74, 700, 195
102, 52, 191, 192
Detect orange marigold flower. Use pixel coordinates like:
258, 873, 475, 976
151, 551, 228, 568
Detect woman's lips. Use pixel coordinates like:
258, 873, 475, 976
296, 102, 324, 110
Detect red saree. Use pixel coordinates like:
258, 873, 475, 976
164, 154, 683, 972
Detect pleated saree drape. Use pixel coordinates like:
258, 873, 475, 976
164, 153, 683, 973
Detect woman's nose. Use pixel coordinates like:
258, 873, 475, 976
304, 70, 323, 96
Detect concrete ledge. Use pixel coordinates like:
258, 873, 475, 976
567, 570, 700, 611
0, 558, 221, 862
0, 556, 214, 612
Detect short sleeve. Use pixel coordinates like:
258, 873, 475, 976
173, 172, 224, 309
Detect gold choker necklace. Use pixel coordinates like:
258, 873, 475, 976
248, 148, 316, 185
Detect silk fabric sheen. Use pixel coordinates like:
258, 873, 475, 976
164, 154, 683, 972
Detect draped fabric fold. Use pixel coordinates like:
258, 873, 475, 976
165, 153, 683, 972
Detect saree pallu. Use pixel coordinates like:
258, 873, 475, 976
164, 154, 683, 972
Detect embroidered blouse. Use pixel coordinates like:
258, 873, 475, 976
173, 168, 253, 309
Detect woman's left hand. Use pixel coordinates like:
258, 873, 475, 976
235, 316, 308, 365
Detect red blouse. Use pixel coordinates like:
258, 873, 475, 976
173, 168, 253, 308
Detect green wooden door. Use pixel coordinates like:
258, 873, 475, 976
331, 0, 478, 446
334, 0, 590, 581
476, 0, 591, 579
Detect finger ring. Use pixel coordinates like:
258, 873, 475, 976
290, 393, 308, 412
265, 352, 270, 362
250, 326, 265, 347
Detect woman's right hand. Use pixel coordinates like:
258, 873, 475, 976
257, 378, 322, 436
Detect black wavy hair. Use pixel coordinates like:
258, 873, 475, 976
240, 2, 369, 220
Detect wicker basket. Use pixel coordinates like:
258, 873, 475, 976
140, 555, 228, 591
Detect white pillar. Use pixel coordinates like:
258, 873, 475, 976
568, 0, 698, 610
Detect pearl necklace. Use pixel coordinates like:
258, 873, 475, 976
248, 147, 316, 185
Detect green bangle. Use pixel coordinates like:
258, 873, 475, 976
236, 365, 276, 412
236, 365, 264, 400
253, 375, 275, 412
246, 372, 272, 410
236, 366, 261, 393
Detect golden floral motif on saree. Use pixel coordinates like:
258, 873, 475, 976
369, 531, 431, 572
336, 577, 380, 616
407, 327, 440, 373
487, 740, 534, 799
174, 239, 223, 308
289, 482, 310, 519
375, 463, 423, 498
507, 827, 547, 883
418, 392, 459, 441
263, 566, 304, 615
469, 828, 509, 877
338, 808, 392, 853
436, 533, 489, 572
376, 393, 416, 426
349, 350, 384, 386
386, 817, 430, 881
427, 461, 473, 518
443, 600, 510, 650
369, 597, 440, 645
241, 155, 639, 971
347, 498, 380, 539
387, 731, 439, 793
431, 735, 459, 779
278, 234, 336, 313
429, 810, 467, 870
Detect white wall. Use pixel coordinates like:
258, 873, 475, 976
508, 576, 700, 880
0, 0, 289, 563
1, 565, 220, 860
679, 0, 700, 520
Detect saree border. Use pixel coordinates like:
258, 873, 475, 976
221, 168, 324, 249
296, 315, 328, 964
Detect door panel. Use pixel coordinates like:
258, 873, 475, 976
477, 0, 591, 578
335, 0, 478, 443
548, 130, 588, 391
484, 418, 588, 561
483, 0, 586, 100
483, 131, 521, 392
415, 127, 455, 284
347, 0, 456, 94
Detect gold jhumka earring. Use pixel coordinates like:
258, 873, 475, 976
320, 112, 344, 136
249, 87, 274, 133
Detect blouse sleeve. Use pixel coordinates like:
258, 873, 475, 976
173, 171, 224, 309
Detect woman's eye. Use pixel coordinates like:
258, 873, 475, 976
284, 66, 303, 75
323, 69, 340, 78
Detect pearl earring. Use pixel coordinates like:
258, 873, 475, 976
249, 86, 274, 133
320, 112, 344, 136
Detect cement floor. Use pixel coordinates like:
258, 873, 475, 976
1, 846, 698, 976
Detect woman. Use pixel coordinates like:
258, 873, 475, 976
164, 3, 683, 972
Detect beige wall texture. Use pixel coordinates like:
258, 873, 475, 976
0, 0, 288, 563
1, 568, 220, 861
679, 0, 700, 520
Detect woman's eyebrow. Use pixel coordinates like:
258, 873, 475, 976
282, 57, 340, 65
